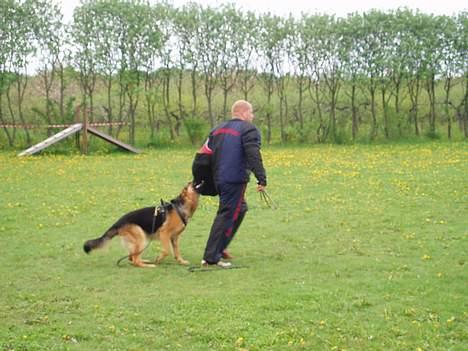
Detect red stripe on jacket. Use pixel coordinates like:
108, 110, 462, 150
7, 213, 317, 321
213, 128, 240, 137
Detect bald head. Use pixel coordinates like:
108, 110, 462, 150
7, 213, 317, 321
231, 100, 254, 123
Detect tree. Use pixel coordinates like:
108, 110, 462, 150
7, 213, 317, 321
143, 2, 170, 139
1, 5, 466, 147
341, 13, 366, 140
217, 4, 238, 120
235, 11, 259, 102
359, 11, 385, 139
121, 1, 161, 145
157, 4, 176, 140
320, 15, 344, 142
1, 0, 43, 146
302, 15, 328, 142
388, 9, 412, 136
291, 15, 312, 134
274, 17, 294, 144
421, 14, 444, 137
72, 1, 99, 123
438, 15, 460, 138
257, 14, 289, 143
196, 5, 224, 128
34, 0, 64, 134
90, 0, 122, 135
455, 12, 468, 137
173, 4, 200, 124
0, 0, 18, 145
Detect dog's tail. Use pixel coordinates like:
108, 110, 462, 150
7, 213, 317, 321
83, 227, 119, 254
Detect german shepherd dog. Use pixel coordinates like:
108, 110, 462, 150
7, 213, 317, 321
83, 183, 199, 268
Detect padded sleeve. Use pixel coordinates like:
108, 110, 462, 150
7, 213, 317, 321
242, 126, 267, 186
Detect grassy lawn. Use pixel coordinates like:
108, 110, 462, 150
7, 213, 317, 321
0, 142, 466, 350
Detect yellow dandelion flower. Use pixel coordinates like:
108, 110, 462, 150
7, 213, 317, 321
235, 337, 245, 347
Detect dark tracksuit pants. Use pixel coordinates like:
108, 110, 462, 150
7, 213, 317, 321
203, 182, 248, 264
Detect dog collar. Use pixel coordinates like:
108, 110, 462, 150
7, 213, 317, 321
171, 201, 188, 227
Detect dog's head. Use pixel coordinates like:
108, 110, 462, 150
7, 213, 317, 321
180, 182, 200, 214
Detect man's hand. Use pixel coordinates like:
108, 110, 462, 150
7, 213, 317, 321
257, 184, 266, 192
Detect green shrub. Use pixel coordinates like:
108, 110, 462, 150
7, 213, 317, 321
184, 118, 209, 145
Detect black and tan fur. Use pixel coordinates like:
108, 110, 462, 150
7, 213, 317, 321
83, 183, 199, 268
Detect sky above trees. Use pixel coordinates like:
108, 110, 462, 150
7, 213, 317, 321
56, 0, 466, 22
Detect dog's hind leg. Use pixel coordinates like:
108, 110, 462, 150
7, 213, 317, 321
171, 234, 189, 265
121, 225, 155, 268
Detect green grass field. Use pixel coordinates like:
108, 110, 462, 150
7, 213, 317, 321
0, 143, 467, 350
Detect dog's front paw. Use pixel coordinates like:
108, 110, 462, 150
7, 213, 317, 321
177, 258, 190, 265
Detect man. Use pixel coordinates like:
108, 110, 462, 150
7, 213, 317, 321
199, 100, 267, 267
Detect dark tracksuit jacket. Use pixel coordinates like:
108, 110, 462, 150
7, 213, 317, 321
202, 118, 267, 263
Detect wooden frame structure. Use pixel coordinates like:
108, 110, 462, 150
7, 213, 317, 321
17, 107, 139, 156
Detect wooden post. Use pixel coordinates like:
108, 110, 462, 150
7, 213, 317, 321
75, 105, 81, 150
82, 107, 88, 155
